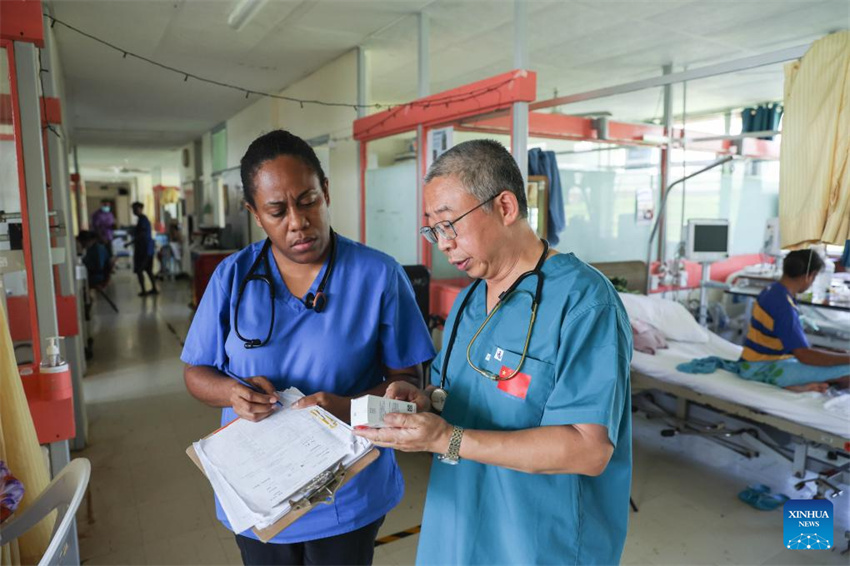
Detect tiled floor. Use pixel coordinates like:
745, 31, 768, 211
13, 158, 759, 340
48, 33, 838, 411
75, 272, 848, 565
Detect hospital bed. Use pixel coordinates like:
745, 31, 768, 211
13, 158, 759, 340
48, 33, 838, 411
593, 261, 850, 500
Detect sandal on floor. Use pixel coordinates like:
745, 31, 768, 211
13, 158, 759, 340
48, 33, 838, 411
752, 492, 789, 511
737, 484, 771, 507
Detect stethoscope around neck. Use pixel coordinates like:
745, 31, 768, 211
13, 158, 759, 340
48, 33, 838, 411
434, 239, 549, 406
233, 230, 337, 349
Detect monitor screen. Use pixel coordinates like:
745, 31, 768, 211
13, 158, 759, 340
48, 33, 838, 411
693, 224, 728, 253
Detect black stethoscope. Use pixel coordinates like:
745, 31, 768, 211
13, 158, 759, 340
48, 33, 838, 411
233, 230, 337, 349
431, 239, 549, 411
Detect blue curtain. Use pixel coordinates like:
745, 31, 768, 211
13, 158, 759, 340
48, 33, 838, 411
528, 148, 566, 246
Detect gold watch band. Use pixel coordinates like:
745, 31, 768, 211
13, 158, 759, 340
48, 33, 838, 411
439, 425, 464, 464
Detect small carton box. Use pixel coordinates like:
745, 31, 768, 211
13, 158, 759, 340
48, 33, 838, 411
350, 395, 416, 428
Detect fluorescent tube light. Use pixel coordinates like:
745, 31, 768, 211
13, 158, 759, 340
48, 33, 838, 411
227, 0, 267, 30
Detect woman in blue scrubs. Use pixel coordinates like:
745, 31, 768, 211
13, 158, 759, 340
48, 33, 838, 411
182, 130, 435, 565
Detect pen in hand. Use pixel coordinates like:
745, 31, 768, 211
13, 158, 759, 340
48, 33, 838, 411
225, 370, 283, 408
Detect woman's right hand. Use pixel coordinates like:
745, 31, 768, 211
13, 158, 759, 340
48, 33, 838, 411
229, 376, 279, 422
385, 381, 431, 413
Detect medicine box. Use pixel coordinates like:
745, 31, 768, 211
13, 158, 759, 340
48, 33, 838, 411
350, 395, 416, 428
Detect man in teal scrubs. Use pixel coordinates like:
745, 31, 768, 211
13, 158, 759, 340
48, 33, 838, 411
356, 140, 633, 565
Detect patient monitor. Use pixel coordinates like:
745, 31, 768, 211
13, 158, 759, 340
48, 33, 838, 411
686, 219, 730, 327
686, 219, 729, 262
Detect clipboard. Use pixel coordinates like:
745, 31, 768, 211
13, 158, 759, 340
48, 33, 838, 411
187, 426, 380, 542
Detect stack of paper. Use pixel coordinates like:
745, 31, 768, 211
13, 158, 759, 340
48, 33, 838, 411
193, 388, 373, 533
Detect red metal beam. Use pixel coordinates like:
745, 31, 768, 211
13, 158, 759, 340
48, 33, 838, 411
353, 70, 536, 142
7, 295, 79, 341
529, 113, 595, 139
459, 112, 670, 146
738, 137, 781, 160
0, 93, 62, 125
0, 0, 44, 47
457, 111, 781, 160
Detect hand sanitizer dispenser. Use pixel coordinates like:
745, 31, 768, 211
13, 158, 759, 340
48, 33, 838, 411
20, 336, 76, 443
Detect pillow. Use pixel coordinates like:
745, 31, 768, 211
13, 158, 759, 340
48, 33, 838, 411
631, 318, 668, 355
618, 292, 709, 343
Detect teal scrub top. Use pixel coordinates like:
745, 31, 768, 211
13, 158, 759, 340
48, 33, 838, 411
418, 253, 633, 565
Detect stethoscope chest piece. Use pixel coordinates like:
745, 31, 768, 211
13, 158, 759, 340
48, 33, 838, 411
430, 387, 448, 412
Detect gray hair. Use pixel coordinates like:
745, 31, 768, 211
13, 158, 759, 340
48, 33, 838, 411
424, 139, 528, 218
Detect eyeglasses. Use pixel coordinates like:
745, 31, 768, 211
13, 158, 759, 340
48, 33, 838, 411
419, 193, 499, 244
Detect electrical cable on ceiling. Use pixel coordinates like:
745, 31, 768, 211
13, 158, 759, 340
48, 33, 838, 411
42, 12, 520, 135
43, 13, 385, 111
36, 48, 61, 140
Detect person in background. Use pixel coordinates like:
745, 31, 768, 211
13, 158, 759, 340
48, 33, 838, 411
77, 230, 111, 287
157, 221, 183, 278
90, 199, 116, 251
836, 239, 850, 272
739, 249, 850, 391
129, 201, 157, 296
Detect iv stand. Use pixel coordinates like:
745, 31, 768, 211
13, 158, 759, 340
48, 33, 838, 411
645, 155, 735, 294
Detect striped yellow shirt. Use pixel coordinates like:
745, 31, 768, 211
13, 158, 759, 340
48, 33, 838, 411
741, 282, 809, 362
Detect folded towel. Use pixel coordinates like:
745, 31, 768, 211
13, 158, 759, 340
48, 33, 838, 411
676, 356, 781, 383
677, 356, 741, 374
678, 357, 849, 388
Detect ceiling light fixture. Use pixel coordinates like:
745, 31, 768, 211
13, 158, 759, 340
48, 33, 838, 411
227, 0, 268, 31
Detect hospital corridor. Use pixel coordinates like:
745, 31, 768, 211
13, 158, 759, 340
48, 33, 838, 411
62, 269, 849, 565
67, 272, 850, 565
2, 1, 850, 565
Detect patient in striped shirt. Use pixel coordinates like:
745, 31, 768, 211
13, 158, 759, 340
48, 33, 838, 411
739, 250, 850, 392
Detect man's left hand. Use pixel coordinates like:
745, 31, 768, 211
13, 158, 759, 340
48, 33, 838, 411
293, 392, 351, 424
354, 413, 453, 454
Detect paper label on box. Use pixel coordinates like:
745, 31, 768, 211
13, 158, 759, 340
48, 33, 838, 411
350, 395, 416, 428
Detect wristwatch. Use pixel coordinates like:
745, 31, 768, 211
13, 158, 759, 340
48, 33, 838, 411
437, 426, 464, 465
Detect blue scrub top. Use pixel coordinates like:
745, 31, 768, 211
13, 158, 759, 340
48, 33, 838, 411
181, 235, 435, 544
134, 214, 155, 256
418, 253, 633, 565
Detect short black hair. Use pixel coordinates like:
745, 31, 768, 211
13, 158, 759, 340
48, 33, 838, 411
240, 130, 327, 208
783, 249, 824, 278
131, 201, 143, 209
77, 230, 97, 245
425, 139, 528, 218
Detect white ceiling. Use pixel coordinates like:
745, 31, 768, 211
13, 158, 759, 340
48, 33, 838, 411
368, 0, 850, 119
49, 0, 433, 147
75, 146, 181, 183
49, 0, 850, 156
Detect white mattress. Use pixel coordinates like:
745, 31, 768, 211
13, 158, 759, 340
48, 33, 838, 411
631, 333, 850, 439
